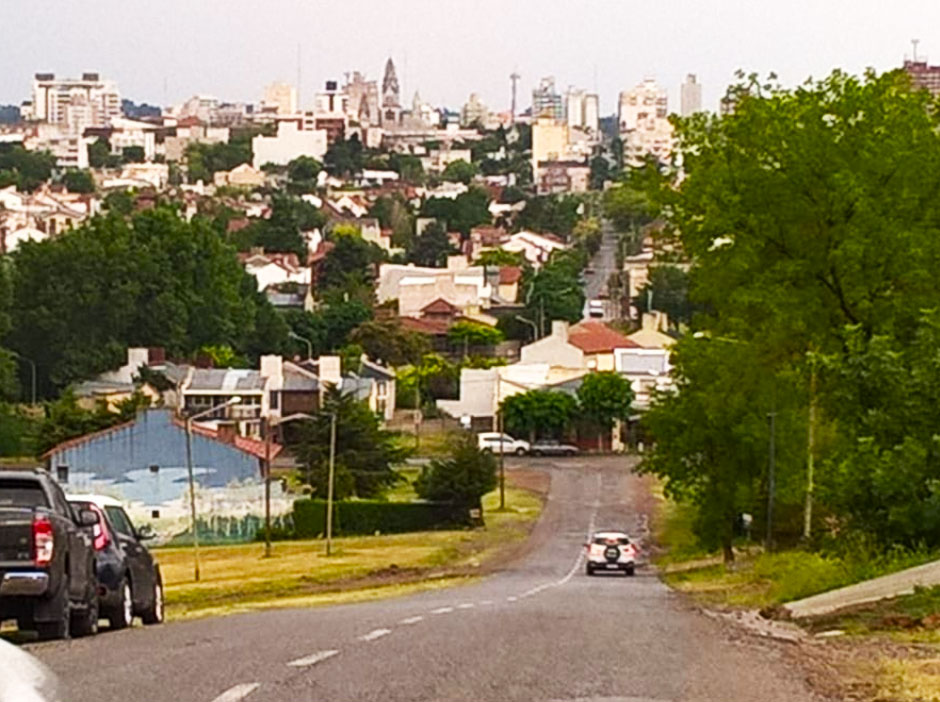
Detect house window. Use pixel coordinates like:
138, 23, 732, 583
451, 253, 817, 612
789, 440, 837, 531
149, 464, 159, 474
270, 391, 279, 410
56, 465, 69, 483
151, 509, 160, 519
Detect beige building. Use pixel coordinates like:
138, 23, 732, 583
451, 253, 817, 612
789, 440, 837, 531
214, 163, 265, 188
618, 78, 674, 166
531, 116, 570, 174
24, 72, 121, 132
263, 82, 298, 115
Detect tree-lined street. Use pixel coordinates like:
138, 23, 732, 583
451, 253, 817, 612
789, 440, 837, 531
30, 457, 817, 702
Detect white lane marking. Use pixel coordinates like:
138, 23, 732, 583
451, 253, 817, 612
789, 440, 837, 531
457, 603, 475, 609
479, 600, 493, 606
399, 615, 424, 625
287, 650, 339, 668
506, 596, 518, 602
210, 683, 260, 702
358, 628, 391, 642
430, 606, 454, 614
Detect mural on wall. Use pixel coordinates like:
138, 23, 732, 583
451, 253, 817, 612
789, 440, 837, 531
44, 409, 292, 542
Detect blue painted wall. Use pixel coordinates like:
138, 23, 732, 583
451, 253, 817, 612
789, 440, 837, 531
45, 409, 261, 506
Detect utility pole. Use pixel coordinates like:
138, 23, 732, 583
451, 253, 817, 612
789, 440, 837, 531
325, 411, 337, 556
804, 366, 817, 540
184, 417, 200, 582
766, 411, 777, 551
413, 380, 421, 450
510, 72, 520, 125
263, 418, 272, 558
497, 401, 506, 511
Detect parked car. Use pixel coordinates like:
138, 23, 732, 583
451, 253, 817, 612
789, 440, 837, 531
67, 495, 163, 629
0, 470, 99, 639
530, 440, 580, 457
587, 299, 605, 318
585, 531, 637, 576
477, 432, 530, 456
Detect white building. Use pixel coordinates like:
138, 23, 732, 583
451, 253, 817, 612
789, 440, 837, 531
618, 78, 674, 166
376, 262, 492, 317
24, 72, 120, 132
108, 117, 158, 161
176, 95, 220, 124
500, 230, 568, 267
460, 93, 491, 128
314, 80, 347, 117
24, 124, 92, 168
251, 122, 327, 169
680, 74, 703, 117
583, 93, 600, 134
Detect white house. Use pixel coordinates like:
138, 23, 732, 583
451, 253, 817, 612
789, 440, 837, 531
377, 262, 492, 317
252, 122, 328, 169
501, 230, 568, 268
239, 251, 311, 290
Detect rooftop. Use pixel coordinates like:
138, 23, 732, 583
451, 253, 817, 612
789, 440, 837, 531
568, 321, 640, 354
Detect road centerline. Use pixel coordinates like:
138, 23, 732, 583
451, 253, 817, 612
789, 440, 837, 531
209, 683, 260, 702
358, 628, 392, 641
286, 650, 340, 668
399, 615, 424, 625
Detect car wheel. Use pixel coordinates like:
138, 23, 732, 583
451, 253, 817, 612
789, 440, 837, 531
532, 450, 542, 457
515, 447, 526, 456
625, 565, 636, 577
36, 589, 70, 641
108, 578, 133, 630
70, 594, 98, 637
141, 574, 164, 625
585, 563, 594, 576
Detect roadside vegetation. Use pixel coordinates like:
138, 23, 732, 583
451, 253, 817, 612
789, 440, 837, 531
157, 477, 543, 619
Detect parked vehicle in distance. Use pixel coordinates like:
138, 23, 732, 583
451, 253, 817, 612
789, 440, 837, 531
67, 494, 163, 629
588, 299, 605, 318
0, 471, 99, 639
585, 531, 637, 576
477, 432, 530, 456
530, 440, 580, 457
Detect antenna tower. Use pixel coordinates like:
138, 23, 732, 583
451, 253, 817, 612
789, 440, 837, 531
510, 71, 521, 125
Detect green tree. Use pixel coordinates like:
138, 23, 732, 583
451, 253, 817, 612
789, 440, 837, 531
185, 141, 251, 183
61, 169, 96, 194
501, 389, 578, 442
415, 432, 497, 512
516, 195, 582, 238
88, 139, 119, 169
389, 153, 425, 184
324, 134, 364, 178
348, 319, 429, 367
235, 195, 325, 258
407, 220, 454, 267
589, 155, 611, 190
421, 186, 491, 236
286, 156, 321, 194
295, 384, 408, 499
442, 159, 479, 185
0, 145, 55, 191
577, 371, 634, 450
523, 257, 586, 333
121, 146, 146, 164
634, 266, 694, 329
474, 249, 526, 268
319, 229, 385, 299
8, 207, 280, 394
447, 320, 504, 357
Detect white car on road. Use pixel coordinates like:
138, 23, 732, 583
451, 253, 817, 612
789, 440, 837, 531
585, 531, 637, 576
477, 432, 530, 456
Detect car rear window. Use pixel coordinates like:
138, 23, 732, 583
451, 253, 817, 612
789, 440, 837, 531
0, 479, 49, 508
593, 535, 630, 545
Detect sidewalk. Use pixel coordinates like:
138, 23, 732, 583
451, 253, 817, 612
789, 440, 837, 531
783, 559, 940, 619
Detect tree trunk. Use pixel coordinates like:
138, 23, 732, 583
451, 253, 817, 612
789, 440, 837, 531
722, 537, 735, 566
597, 429, 604, 453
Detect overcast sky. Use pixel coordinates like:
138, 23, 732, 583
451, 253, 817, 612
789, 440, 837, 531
1, 1, 934, 115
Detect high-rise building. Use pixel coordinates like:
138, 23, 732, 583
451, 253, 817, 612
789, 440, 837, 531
314, 81, 347, 116
531, 116, 570, 173
680, 74, 702, 117
344, 72, 380, 127
583, 93, 600, 134
533, 77, 563, 120
618, 78, 673, 167
565, 88, 585, 129
460, 93, 490, 128
903, 59, 940, 96
262, 82, 298, 115
26, 73, 120, 132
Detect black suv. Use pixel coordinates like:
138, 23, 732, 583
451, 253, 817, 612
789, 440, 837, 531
68, 495, 163, 629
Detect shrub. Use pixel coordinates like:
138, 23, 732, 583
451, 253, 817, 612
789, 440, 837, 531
290, 499, 468, 538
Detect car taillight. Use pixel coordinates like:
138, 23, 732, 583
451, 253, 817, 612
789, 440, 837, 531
33, 515, 54, 567
90, 506, 109, 551
625, 544, 637, 556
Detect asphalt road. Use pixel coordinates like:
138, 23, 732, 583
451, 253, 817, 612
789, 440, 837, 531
30, 456, 818, 702
583, 223, 618, 321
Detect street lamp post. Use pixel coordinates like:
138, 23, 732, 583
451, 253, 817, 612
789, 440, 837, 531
325, 411, 337, 556
183, 395, 242, 582
288, 331, 313, 360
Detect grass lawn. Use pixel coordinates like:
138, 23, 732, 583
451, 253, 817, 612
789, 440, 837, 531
157, 483, 543, 620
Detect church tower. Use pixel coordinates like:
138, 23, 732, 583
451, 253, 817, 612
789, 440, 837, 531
381, 57, 402, 126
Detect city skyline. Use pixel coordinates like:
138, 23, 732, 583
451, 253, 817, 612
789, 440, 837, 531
1, 1, 937, 115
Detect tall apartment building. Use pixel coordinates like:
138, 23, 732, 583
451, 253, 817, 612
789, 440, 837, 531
460, 93, 490, 127
263, 82, 298, 115
533, 77, 564, 120
565, 87, 599, 134
618, 78, 673, 167
344, 72, 380, 126
25, 73, 120, 132
903, 59, 940, 96
680, 74, 703, 116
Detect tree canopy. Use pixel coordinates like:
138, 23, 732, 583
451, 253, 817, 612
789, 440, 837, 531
415, 432, 497, 510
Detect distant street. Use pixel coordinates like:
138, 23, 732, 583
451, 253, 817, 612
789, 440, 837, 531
32, 456, 817, 702
582, 221, 619, 321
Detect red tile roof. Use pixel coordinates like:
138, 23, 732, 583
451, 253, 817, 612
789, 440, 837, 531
499, 266, 522, 284
568, 321, 640, 354
399, 316, 450, 335
421, 298, 461, 315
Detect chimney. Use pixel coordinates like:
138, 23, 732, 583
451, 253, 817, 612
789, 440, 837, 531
552, 320, 569, 342
318, 355, 342, 388
260, 355, 284, 391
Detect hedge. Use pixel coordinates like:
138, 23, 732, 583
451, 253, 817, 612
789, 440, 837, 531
289, 499, 470, 538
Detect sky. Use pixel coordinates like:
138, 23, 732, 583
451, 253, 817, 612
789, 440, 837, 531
1, 1, 936, 116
